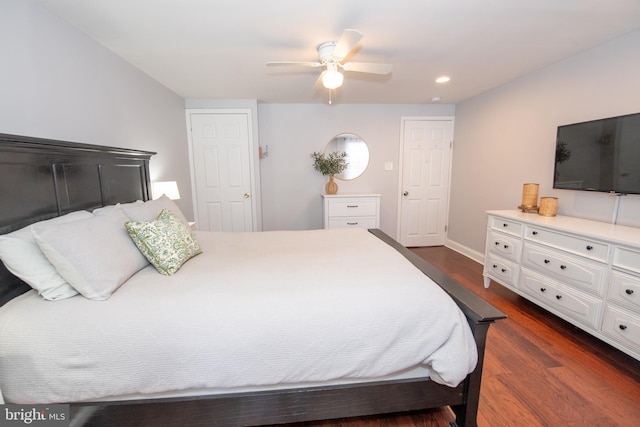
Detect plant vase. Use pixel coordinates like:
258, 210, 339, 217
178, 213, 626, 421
325, 175, 338, 194
311, 150, 347, 195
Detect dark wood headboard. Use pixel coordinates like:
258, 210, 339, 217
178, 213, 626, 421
0, 133, 155, 305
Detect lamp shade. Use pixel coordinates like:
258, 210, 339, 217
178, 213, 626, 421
152, 181, 180, 200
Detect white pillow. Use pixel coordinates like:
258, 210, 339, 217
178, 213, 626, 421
32, 208, 149, 300
93, 200, 143, 216
0, 211, 93, 300
123, 195, 189, 227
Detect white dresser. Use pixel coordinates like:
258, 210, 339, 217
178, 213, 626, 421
483, 210, 640, 360
322, 193, 381, 229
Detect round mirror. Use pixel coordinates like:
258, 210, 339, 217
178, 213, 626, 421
324, 133, 370, 180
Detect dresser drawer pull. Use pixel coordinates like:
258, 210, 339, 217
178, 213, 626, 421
503, 244, 509, 249
540, 288, 546, 293
626, 289, 635, 295
503, 223, 508, 227
619, 324, 628, 331
501, 268, 507, 273
495, 241, 500, 246
560, 265, 567, 270
347, 222, 359, 225
347, 205, 359, 208
544, 259, 550, 264
492, 264, 497, 268
586, 245, 593, 251
532, 231, 538, 235
556, 295, 562, 300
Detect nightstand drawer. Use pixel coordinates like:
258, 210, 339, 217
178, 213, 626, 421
328, 217, 378, 229
328, 200, 378, 217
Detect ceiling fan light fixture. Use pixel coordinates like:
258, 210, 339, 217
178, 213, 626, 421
322, 63, 344, 89
267, 30, 391, 100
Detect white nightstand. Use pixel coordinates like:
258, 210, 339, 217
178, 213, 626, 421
322, 193, 381, 229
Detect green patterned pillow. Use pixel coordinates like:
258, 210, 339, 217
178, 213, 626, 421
125, 209, 202, 275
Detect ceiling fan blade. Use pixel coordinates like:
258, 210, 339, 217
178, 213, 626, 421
332, 29, 363, 60
342, 62, 392, 75
266, 61, 323, 67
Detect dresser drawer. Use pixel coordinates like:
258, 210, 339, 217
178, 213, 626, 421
328, 217, 378, 229
608, 270, 640, 311
485, 253, 519, 288
519, 269, 602, 329
489, 216, 523, 237
487, 230, 522, 263
612, 246, 640, 275
524, 225, 609, 262
327, 200, 378, 217
602, 305, 640, 354
522, 243, 606, 296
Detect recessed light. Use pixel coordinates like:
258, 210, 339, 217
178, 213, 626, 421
435, 76, 450, 84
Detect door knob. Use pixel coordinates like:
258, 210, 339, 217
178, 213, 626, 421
403, 191, 409, 196
244, 193, 250, 198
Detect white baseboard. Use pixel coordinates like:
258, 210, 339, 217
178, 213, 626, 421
444, 238, 484, 265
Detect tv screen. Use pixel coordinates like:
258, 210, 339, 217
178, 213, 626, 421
553, 112, 640, 195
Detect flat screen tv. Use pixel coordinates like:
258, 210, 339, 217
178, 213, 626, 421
553, 112, 640, 195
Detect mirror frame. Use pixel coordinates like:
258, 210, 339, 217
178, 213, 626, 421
324, 132, 370, 181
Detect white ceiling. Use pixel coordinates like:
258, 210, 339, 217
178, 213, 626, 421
37, 0, 640, 104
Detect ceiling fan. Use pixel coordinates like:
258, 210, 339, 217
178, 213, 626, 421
267, 29, 392, 95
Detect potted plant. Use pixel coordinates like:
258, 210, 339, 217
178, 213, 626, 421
310, 151, 348, 194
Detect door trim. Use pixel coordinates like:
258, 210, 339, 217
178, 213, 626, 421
185, 108, 262, 231
396, 116, 455, 246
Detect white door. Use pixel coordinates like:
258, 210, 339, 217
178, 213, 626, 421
188, 111, 257, 232
398, 118, 453, 247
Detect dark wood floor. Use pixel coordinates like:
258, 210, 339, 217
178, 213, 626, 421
283, 246, 640, 426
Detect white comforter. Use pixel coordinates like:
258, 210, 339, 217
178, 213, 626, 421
0, 228, 477, 404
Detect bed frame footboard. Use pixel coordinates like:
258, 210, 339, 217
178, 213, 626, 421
72, 379, 465, 426
368, 229, 506, 427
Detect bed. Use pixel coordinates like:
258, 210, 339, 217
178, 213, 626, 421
0, 133, 505, 427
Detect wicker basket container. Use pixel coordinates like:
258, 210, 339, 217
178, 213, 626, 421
521, 183, 539, 208
539, 197, 558, 217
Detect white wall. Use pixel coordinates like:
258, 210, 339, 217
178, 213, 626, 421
450, 29, 640, 261
0, 0, 194, 219
257, 103, 455, 235
4, 0, 638, 247
0, 0, 453, 234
